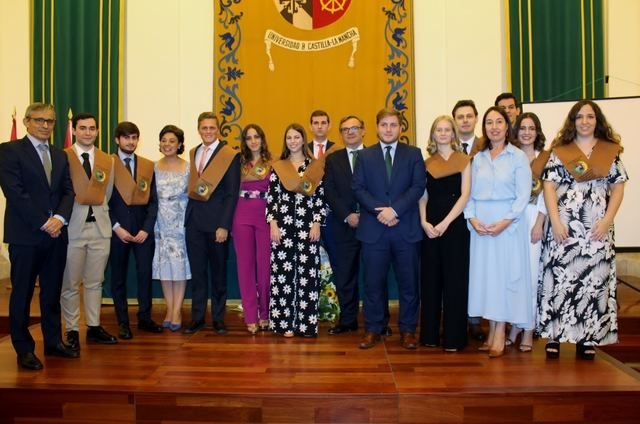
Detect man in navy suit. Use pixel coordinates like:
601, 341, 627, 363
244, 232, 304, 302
108, 121, 161, 339
324, 115, 365, 335
183, 112, 240, 335
352, 109, 426, 350
0, 103, 77, 370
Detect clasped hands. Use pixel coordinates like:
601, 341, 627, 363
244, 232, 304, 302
375, 207, 398, 227
114, 226, 149, 244
470, 218, 512, 237
41, 217, 64, 238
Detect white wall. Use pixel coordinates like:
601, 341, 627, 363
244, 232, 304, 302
607, 0, 640, 97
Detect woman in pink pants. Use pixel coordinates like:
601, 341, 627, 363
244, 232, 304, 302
232, 124, 273, 334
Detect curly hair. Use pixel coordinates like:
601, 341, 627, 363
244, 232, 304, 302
551, 100, 622, 149
240, 123, 272, 165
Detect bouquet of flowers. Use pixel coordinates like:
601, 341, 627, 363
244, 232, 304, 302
318, 246, 340, 322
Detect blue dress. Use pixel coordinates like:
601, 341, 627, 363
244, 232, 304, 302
152, 164, 191, 281
464, 144, 532, 325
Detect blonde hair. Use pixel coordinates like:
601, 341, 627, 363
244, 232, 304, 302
426, 115, 462, 155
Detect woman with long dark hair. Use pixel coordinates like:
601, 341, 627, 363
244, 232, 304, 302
232, 124, 272, 334
538, 100, 627, 360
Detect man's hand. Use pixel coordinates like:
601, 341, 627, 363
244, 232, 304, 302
215, 228, 228, 243
132, 230, 149, 244
375, 207, 397, 226
346, 213, 360, 228
114, 226, 134, 244
41, 217, 63, 237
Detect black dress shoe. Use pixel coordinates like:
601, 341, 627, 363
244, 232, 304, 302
382, 326, 393, 337
138, 319, 163, 333
66, 330, 80, 352
213, 321, 228, 334
328, 324, 358, 335
17, 352, 43, 370
44, 342, 80, 358
183, 320, 206, 334
87, 326, 118, 344
118, 323, 133, 340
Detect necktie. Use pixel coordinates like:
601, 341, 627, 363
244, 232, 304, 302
317, 143, 324, 158
350, 150, 358, 172
38, 143, 51, 185
198, 146, 210, 175
81, 152, 95, 221
384, 146, 392, 181
124, 157, 133, 176
462, 142, 469, 154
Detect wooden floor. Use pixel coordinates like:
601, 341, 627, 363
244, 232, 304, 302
1, 279, 640, 423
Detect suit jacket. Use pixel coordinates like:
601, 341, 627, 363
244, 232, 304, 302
324, 148, 359, 242
67, 150, 114, 239
307, 140, 335, 158
352, 142, 426, 244
185, 141, 241, 232
0, 137, 75, 245
108, 154, 158, 235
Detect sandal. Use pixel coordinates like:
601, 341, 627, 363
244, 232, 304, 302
545, 341, 560, 359
576, 343, 596, 360
258, 320, 269, 331
477, 342, 490, 352
505, 327, 522, 347
283, 331, 294, 338
519, 344, 532, 353
247, 324, 258, 335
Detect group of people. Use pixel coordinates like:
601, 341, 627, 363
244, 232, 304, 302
0, 95, 627, 370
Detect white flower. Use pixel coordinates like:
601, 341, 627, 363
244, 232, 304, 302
283, 238, 293, 248
298, 230, 308, 239
284, 308, 291, 317
282, 193, 290, 202
271, 308, 280, 317
299, 277, 308, 287
277, 251, 287, 260
309, 314, 318, 324
297, 207, 306, 216
280, 205, 289, 214
283, 262, 293, 271
283, 215, 293, 225
295, 219, 304, 228
271, 286, 279, 295
279, 298, 287, 306
283, 284, 292, 294
299, 254, 308, 263
300, 300, 308, 310
278, 275, 286, 283
279, 320, 288, 329
309, 291, 319, 301
299, 323, 308, 333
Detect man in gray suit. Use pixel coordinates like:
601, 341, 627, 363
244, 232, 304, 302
60, 112, 117, 352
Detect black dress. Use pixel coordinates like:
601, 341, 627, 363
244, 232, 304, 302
419, 171, 470, 349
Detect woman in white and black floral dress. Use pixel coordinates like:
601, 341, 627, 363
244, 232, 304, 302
537, 100, 628, 360
267, 123, 326, 337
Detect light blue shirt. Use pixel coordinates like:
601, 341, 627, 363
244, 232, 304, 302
379, 140, 398, 163
464, 143, 531, 222
118, 149, 135, 176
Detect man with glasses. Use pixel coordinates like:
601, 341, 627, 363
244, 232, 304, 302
323, 115, 366, 335
0, 103, 76, 370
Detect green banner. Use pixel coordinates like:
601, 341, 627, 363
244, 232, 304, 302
507, 0, 605, 102
31, 0, 123, 152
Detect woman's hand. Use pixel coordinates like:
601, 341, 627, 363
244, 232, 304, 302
309, 222, 321, 242
530, 222, 543, 244
433, 220, 450, 237
486, 219, 512, 236
550, 220, 569, 244
469, 218, 489, 235
270, 221, 281, 245
591, 218, 611, 241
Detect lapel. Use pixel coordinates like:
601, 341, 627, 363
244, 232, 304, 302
372, 143, 390, 189
49, 145, 63, 186
132, 154, 138, 181
203, 141, 224, 171
338, 149, 352, 178
21, 137, 51, 188
391, 142, 405, 184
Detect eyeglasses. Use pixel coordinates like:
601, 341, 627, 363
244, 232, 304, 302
29, 117, 56, 126
340, 126, 362, 134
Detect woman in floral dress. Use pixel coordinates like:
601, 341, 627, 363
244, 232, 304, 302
152, 125, 191, 331
538, 100, 627, 360
267, 123, 326, 337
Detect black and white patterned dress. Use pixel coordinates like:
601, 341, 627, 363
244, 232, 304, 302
266, 159, 326, 336
537, 152, 628, 345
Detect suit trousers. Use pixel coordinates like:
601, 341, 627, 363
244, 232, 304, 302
109, 234, 155, 324
332, 227, 361, 328
232, 221, 270, 325
186, 224, 228, 323
362, 229, 419, 334
61, 222, 111, 331
9, 238, 67, 354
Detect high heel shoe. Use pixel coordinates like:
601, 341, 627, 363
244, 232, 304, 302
576, 343, 596, 360
505, 328, 522, 347
169, 323, 182, 332
283, 331, 294, 338
258, 320, 269, 331
162, 320, 171, 329
488, 348, 504, 358
545, 341, 560, 359
247, 324, 258, 335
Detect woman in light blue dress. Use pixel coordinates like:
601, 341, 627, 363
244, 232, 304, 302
152, 125, 191, 331
464, 107, 532, 357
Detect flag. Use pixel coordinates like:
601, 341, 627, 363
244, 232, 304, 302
64, 108, 73, 148
10, 107, 17, 141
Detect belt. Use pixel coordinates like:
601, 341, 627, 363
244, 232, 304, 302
239, 190, 267, 199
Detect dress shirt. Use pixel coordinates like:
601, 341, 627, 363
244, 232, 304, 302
313, 140, 329, 159
27, 134, 66, 225
195, 140, 220, 172
73, 144, 95, 169
118, 149, 135, 176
